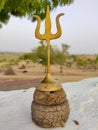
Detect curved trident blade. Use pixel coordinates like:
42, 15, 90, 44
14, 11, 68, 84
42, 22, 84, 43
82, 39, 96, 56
34, 5, 64, 83
34, 6, 64, 41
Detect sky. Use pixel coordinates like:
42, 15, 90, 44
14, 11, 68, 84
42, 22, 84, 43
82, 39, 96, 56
0, 0, 98, 54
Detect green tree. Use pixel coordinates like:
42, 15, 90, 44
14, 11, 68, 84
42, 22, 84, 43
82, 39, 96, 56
85, 58, 96, 70
21, 41, 70, 73
33, 40, 47, 66
0, 0, 74, 27
95, 55, 98, 63
95, 55, 98, 69
65, 55, 74, 68
20, 41, 47, 67
75, 57, 86, 69
34, 42, 70, 73
54, 43, 70, 73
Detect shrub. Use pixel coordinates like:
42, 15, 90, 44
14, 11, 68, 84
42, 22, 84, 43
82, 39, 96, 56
4, 66, 16, 75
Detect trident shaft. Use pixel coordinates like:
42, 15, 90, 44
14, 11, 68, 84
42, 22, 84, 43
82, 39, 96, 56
34, 5, 64, 83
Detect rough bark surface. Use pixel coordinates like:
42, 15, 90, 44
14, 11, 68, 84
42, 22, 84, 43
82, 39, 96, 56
33, 88, 66, 105
31, 100, 69, 128
31, 87, 70, 128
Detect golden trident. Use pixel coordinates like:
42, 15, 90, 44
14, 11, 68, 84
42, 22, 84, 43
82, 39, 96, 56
34, 5, 64, 83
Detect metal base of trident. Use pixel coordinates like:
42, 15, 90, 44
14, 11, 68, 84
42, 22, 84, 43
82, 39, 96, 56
31, 5, 70, 128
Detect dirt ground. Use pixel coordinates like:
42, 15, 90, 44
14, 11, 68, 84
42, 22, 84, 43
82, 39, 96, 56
0, 61, 98, 91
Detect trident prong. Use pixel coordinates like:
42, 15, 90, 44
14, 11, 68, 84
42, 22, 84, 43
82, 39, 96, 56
34, 5, 64, 83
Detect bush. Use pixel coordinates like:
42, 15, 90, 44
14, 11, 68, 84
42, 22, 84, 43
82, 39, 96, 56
4, 66, 16, 75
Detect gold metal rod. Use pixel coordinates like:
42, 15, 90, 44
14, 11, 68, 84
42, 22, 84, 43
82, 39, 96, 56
47, 39, 50, 74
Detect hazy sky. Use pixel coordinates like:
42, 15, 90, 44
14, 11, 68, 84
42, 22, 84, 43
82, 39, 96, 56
0, 0, 98, 54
